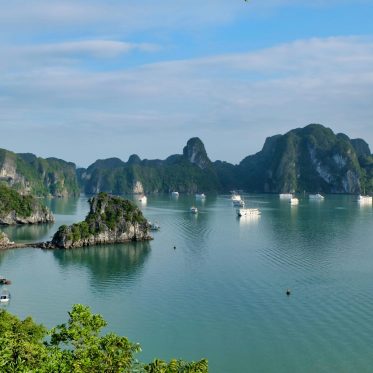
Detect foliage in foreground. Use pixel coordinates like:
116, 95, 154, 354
0, 304, 208, 373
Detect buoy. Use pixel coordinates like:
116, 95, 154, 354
173, 246, 176, 250
286, 289, 291, 296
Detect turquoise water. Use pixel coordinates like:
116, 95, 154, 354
1, 194, 373, 372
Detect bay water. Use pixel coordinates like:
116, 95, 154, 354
1, 194, 373, 372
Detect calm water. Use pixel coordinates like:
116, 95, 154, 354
1, 194, 373, 372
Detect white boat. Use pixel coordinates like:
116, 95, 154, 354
237, 208, 260, 217
309, 193, 324, 200
231, 194, 241, 202
149, 221, 160, 231
195, 193, 206, 200
290, 197, 299, 205
138, 195, 147, 203
190, 206, 198, 214
0, 289, 10, 303
358, 195, 372, 204
233, 199, 245, 207
171, 191, 179, 197
279, 193, 293, 199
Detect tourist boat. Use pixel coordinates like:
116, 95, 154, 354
289, 197, 299, 205
358, 195, 372, 204
236, 208, 260, 217
279, 193, 293, 199
190, 206, 198, 214
0, 289, 10, 303
309, 193, 324, 200
171, 191, 179, 197
233, 199, 245, 207
149, 221, 160, 231
195, 193, 206, 200
231, 193, 241, 202
138, 195, 147, 203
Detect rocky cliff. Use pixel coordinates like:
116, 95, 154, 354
236, 124, 372, 194
0, 149, 79, 197
45, 193, 151, 249
0, 185, 54, 225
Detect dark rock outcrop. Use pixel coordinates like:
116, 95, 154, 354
44, 193, 151, 249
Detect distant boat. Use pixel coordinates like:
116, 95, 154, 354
309, 193, 324, 200
0, 277, 11, 285
289, 197, 299, 205
171, 191, 179, 197
237, 208, 260, 217
149, 221, 160, 231
138, 195, 147, 203
279, 193, 293, 199
231, 194, 241, 202
0, 289, 10, 303
195, 193, 206, 200
358, 195, 372, 204
190, 206, 198, 214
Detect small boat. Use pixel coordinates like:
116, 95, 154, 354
309, 193, 324, 200
0, 289, 10, 303
138, 195, 147, 203
0, 278, 11, 285
149, 221, 160, 231
171, 191, 179, 197
279, 193, 293, 199
290, 197, 299, 205
237, 208, 260, 217
195, 193, 206, 200
231, 194, 241, 202
358, 195, 372, 204
190, 206, 198, 214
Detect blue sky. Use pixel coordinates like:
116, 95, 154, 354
1, 0, 373, 166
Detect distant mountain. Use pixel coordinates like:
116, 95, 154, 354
0, 148, 80, 197
237, 124, 372, 193
78, 138, 220, 194
2, 124, 372, 197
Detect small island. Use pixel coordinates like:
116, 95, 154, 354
43, 193, 151, 249
0, 185, 54, 225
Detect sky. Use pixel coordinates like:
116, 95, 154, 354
1, 0, 373, 167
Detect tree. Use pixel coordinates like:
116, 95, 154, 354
0, 305, 208, 373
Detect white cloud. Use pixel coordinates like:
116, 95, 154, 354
1, 36, 373, 164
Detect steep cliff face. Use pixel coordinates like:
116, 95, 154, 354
239, 124, 365, 193
48, 193, 151, 249
0, 185, 54, 225
182, 137, 211, 170
0, 149, 79, 197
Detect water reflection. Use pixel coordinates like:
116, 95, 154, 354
259, 196, 361, 269
237, 215, 260, 226
52, 241, 151, 289
1, 223, 54, 243
44, 197, 81, 215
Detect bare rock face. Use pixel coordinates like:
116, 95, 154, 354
132, 181, 144, 194
47, 193, 151, 249
0, 231, 13, 247
183, 137, 211, 170
0, 207, 54, 225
